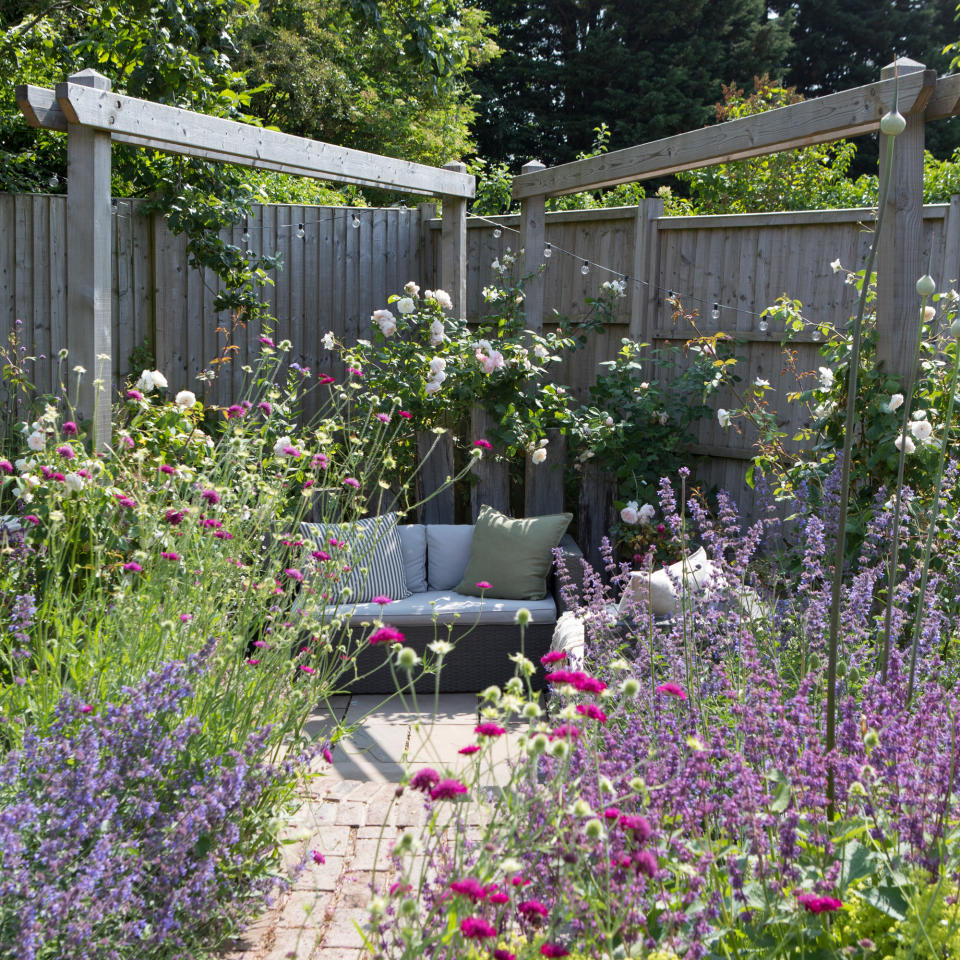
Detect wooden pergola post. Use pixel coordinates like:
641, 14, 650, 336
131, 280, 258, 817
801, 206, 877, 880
441, 160, 468, 316
877, 57, 928, 380
63, 69, 113, 449
519, 160, 546, 333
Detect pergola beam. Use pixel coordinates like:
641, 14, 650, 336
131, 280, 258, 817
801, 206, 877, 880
511, 70, 937, 199
17, 83, 475, 199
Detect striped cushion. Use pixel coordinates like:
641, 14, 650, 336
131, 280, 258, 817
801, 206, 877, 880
300, 513, 411, 605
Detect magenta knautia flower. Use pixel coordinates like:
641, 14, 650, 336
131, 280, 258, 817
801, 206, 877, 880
311, 850, 325, 864
430, 778, 468, 800
79, 704, 93, 714
475, 722, 506, 737
460, 917, 496, 939
245, 658, 260, 666
322, 745, 333, 764
549, 723, 580, 740
603, 807, 620, 821
285, 568, 304, 582
116, 495, 136, 509
541, 945, 570, 958
459, 744, 481, 755
656, 682, 687, 700
450, 878, 487, 901
518, 899, 549, 918
343, 477, 361, 489
541, 650, 567, 665
369, 626, 404, 645
201, 489, 220, 505
56, 445, 75, 459
476, 580, 493, 590
165, 509, 186, 525
494, 950, 516, 960
410, 768, 440, 793
318, 374, 336, 385
575, 703, 607, 723
376, 413, 391, 423
371, 595, 392, 605
179, 613, 192, 622
62, 421, 78, 436
489, 891, 510, 905
797, 893, 843, 914
122, 562, 142, 573
125, 389, 143, 401
474, 438, 492, 450
258, 335, 275, 347
347, 367, 362, 377
618, 814, 651, 842
282, 445, 302, 458
0, 459, 12, 474
399, 410, 412, 419
312, 550, 331, 562
159, 464, 175, 475
226, 404, 245, 418
24, 515, 40, 525
258, 401, 272, 414
213, 531, 233, 540
299, 665, 315, 675
160, 552, 180, 561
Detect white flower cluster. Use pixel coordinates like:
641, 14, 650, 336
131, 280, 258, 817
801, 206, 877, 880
601, 279, 627, 298
371, 308, 396, 337
136, 369, 168, 392
425, 289, 453, 312
475, 339, 505, 375
528, 437, 549, 465
620, 501, 656, 525
425, 357, 447, 395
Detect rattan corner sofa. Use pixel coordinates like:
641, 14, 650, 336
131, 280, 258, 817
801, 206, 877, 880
329, 525, 583, 694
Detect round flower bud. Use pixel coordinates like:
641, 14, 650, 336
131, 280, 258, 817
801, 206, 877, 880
951, 318, 960, 338
522, 701, 542, 719
879, 110, 906, 136
531, 733, 549, 754
836, 661, 847, 679
916, 274, 936, 297
620, 677, 640, 697
550, 739, 569, 759
481, 685, 502, 702
629, 776, 645, 793
848, 781, 867, 798
847, 666, 861, 684
397, 647, 420, 671
599, 776, 615, 795
584, 818, 604, 841
863, 728, 880, 751
807, 653, 821, 672
571, 798, 593, 818
514, 607, 532, 627
399, 897, 417, 917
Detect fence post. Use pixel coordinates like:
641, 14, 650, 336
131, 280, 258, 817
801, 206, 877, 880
63, 69, 113, 449
877, 57, 928, 380
418, 201, 438, 290
470, 405, 510, 519
577, 460, 617, 577
416, 429, 456, 524
441, 161, 467, 317
520, 160, 547, 333
524, 427, 566, 517
629, 197, 664, 341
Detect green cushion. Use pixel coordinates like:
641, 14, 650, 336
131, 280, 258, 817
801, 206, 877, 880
455, 505, 573, 601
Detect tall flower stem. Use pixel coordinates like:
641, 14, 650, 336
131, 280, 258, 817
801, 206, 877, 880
879, 287, 931, 680
825, 124, 897, 814
907, 329, 960, 703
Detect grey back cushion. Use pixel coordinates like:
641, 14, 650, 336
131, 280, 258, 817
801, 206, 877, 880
426, 524, 476, 590
397, 524, 428, 593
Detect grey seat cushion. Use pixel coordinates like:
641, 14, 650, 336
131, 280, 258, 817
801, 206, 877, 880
328, 589, 557, 627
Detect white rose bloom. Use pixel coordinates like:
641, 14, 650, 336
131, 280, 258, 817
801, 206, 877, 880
604, 416, 614, 426
175, 390, 196, 409
433, 289, 454, 312
321, 331, 335, 350
887, 393, 904, 412
397, 297, 416, 315
14, 458, 30, 472
531, 448, 547, 464
429, 319, 446, 346
273, 435, 293, 457
895, 434, 916, 454
924, 305, 936, 322
424, 379, 442, 395
404, 281, 420, 296
754, 378, 770, 388
830, 258, 842, 273
64, 472, 84, 494
378, 317, 397, 337
533, 344, 549, 359
910, 419, 933, 442
620, 502, 640, 525
26, 431, 46, 452
136, 369, 166, 392
477, 339, 492, 355
818, 366, 835, 390
638, 503, 656, 524
912, 409, 927, 421
428, 357, 447, 376
717, 408, 731, 429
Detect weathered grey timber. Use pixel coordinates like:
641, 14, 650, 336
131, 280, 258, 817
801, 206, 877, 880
524, 429, 566, 517
416, 430, 456, 525
469, 406, 510, 519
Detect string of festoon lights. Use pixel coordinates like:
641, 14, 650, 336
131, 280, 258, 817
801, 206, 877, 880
468, 211, 784, 333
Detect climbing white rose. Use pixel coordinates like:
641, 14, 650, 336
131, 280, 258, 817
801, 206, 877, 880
432, 289, 453, 312
404, 281, 420, 296
396, 297, 415, 315
638, 503, 656, 524
620, 500, 640, 525
887, 393, 904, 412
136, 369, 167, 392
818, 366, 834, 390
531, 448, 547, 465
895, 434, 916, 454
26, 431, 46, 452
910, 419, 933, 442
321, 331, 335, 350
717, 408, 732, 429
174, 390, 196, 409
429, 319, 446, 346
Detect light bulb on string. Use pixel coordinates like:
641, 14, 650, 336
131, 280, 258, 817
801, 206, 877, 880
48, 174, 59, 188
296, 223, 305, 239
241, 218, 250, 244
543, 244, 552, 259
758, 317, 769, 332
581, 261, 590, 276
493, 227, 502, 239
352, 214, 361, 229
711, 302, 720, 321
811, 327, 822, 341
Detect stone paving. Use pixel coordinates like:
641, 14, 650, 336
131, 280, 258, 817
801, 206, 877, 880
224, 693, 511, 960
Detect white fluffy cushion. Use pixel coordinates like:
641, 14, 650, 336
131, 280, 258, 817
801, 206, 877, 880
618, 545, 715, 618
426, 525, 476, 590
397, 524, 428, 593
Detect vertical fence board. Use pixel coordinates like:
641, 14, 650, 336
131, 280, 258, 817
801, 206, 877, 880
416, 429, 455, 524
469, 405, 510, 519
